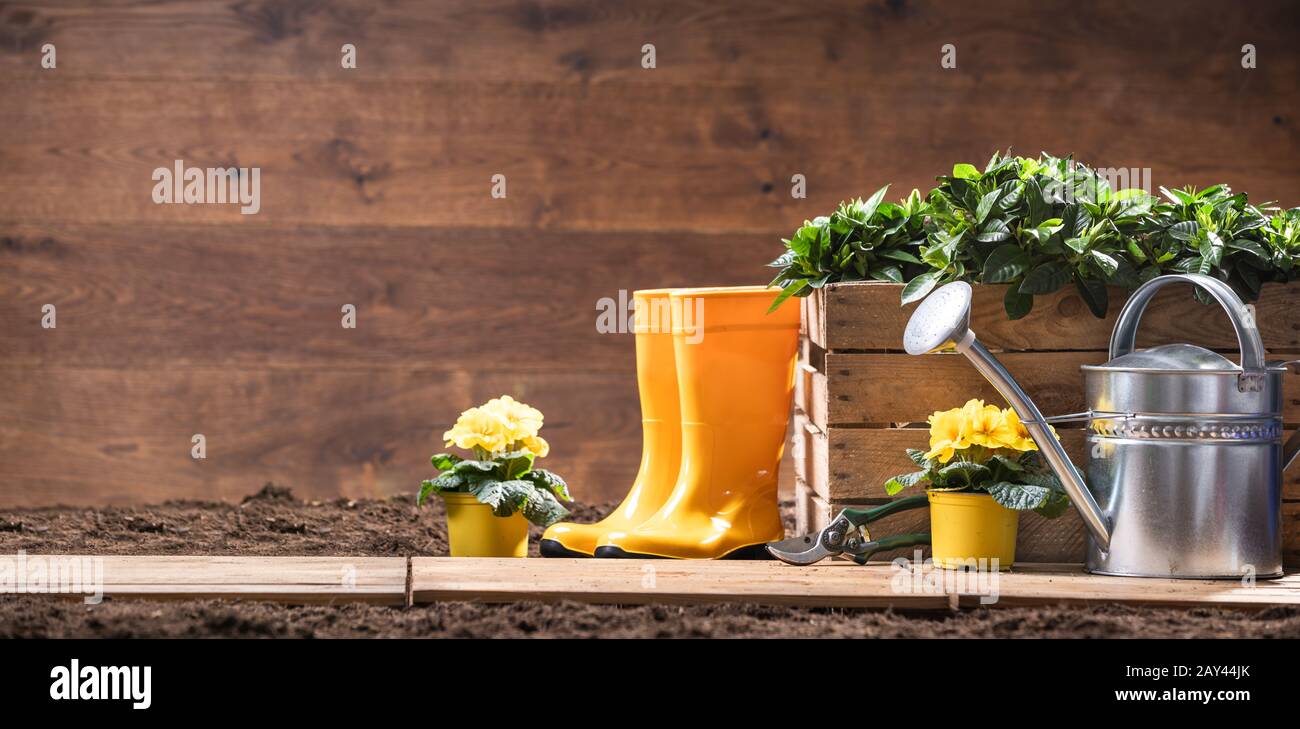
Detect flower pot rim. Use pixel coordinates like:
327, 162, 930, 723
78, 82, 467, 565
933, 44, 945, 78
439, 491, 483, 504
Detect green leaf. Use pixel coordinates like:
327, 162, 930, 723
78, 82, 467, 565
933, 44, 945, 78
884, 470, 928, 496
523, 469, 572, 502
519, 485, 570, 527
1089, 250, 1119, 278
1003, 287, 1033, 320
981, 244, 1030, 283
454, 460, 498, 475
936, 461, 990, 486
952, 163, 981, 180
977, 218, 1011, 243
862, 185, 890, 219
498, 449, 536, 480
1034, 491, 1071, 519
417, 471, 466, 506
985, 481, 1053, 511
975, 189, 1002, 225
1074, 276, 1109, 318
1018, 262, 1071, 294
766, 279, 808, 314
905, 448, 931, 468
877, 248, 923, 264
1227, 238, 1269, 260
900, 271, 942, 305
430, 453, 462, 471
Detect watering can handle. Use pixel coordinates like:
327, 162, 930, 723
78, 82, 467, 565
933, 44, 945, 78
1109, 274, 1266, 376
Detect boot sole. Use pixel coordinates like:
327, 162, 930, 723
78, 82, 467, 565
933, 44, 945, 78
539, 539, 593, 558
592, 543, 774, 560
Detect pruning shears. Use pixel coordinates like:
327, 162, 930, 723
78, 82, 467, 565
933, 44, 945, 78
766, 494, 931, 565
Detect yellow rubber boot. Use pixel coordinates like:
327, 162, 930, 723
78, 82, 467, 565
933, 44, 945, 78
594, 286, 800, 559
539, 289, 683, 557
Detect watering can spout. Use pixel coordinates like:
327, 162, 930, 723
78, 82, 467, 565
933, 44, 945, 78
903, 282, 1112, 551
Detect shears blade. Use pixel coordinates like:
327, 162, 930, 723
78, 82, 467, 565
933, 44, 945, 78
766, 532, 835, 565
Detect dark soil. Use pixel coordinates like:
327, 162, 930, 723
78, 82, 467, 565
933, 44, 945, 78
2, 485, 1297, 638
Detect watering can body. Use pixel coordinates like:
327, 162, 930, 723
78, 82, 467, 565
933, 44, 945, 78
905, 273, 1292, 579
1082, 345, 1286, 578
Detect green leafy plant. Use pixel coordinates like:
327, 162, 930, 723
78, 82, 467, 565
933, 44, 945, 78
417, 396, 572, 528
768, 151, 1300, 319
767, 186, 931, 312
418, 450, 571, 527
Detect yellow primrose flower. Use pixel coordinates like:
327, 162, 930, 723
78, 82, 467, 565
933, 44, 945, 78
962, 400, 1004, 447
923, 407, 971, 463
520, 434, 550, 458
443, 407, 509, 454
996, 408, 1041, 452
482, 395, 544, 442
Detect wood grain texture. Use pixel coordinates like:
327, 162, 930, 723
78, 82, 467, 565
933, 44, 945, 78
0, 367, 643, 507
0, 223, 759, 368
2, 0, 1299, 506
815, 282, 1300, 353
1, 555, 408, 604
410, 556, 1300, 609
810, 352, 1300, 426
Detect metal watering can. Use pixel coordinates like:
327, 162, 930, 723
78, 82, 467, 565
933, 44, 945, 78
904, 273, 1295, 578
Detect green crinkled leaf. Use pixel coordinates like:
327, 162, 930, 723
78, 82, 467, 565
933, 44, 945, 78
936, 460, 990, 487
985, 481, 1053, 511
905, 448, 931, 468
454, 459, 498, 474
498, 449, 536, 480
417, 471, 466, 506
1034, 491, 1072, 519
519, 485, 570, 528
523, 469, 572, 502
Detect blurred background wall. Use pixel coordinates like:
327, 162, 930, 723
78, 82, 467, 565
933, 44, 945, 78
1, 0, 1297, 506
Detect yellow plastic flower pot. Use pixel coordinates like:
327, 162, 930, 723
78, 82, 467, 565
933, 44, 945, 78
442, 492, 529, 558
927, 491, 1018, 571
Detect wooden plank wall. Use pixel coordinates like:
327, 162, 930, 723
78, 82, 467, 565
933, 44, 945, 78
2, 1, 1298, 506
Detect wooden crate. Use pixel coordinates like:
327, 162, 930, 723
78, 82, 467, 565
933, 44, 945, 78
793, 281, 1300, 564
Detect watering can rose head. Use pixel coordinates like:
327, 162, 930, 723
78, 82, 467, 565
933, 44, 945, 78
887, 399, 1069, 518
418, 396, 572, 528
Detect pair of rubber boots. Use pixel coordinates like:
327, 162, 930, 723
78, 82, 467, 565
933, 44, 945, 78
541, 286, 800, 559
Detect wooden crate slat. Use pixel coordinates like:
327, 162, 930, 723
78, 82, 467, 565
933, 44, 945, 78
410, 557, 1300, 610
1, 556, 408, 604
816, 281, 1300, 352
810, 351, 1300, 426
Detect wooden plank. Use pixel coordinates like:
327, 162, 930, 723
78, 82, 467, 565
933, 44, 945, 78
3, 0, 1297, 90
818, 281, 1300, 353
0, 222, 760, 369
410, 557, 1300, 610
812, 351, 1300, 426
816, 427, 1300, 502
0, 367, 644, 506
1, 555, 407, 604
